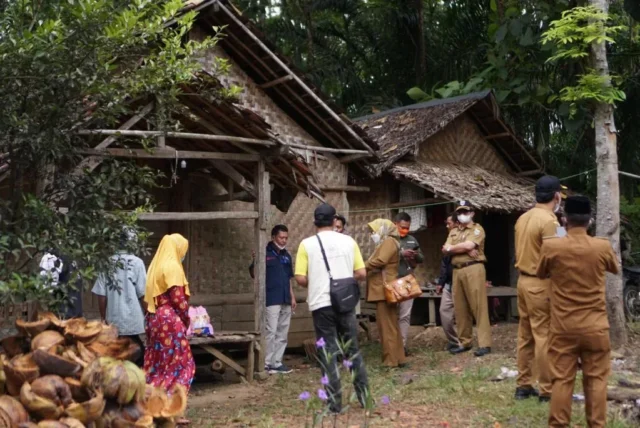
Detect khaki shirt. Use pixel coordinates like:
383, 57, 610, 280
536, 228, 620, 334
514, 206, 559, 276
445, 222, 486, 265
365, 238, 400, 302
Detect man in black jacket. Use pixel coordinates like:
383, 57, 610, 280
436, 214, 460, 351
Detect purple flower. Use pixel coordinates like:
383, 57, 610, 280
317, 389, 328, 401
299, 391, 311, 401
381, 395, 390, 405
316, 337, 326, 348
320, 375, 329, 385
343, 359, 353, 369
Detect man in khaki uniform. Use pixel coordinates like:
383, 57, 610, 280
514, 176, 565, 402
536, 196, 619, 428
443, 201, 491, 357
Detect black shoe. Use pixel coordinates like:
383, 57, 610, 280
539, 395, 551, 403
404, 347, 411, 357
445, 342, 459, 352
473, 347, 491, 357
514, 387, 539, 400
449, 346, 472, 355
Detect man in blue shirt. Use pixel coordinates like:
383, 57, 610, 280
250, 224, 296, 374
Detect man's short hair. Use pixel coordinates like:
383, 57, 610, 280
395, 212, 411, 223
271, 224, 288, 237
566, 213, 591, 228
448, 211, 458, 223
334, 214, 347, 226
535, 192, 556, 203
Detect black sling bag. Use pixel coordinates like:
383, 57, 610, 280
316, 235, 360, 313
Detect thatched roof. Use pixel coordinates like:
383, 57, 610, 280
356, 91, 541, 176
390, 161, 536, 212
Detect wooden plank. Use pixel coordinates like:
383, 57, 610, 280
221, 304, 255, 323
157, 135, 166, 148
209, 159, 256, 197
190, 292, 308, 306
389, 197, 449, 209
77, 129, 276, 146
340, 153, 372, 164
320, 185, 370, 192
254, 159, 269, 370
484, 132, 511, 140
247, 339, 255, 382
285, 143, 371, 155
517, 169, 543, 177
190, 335, 255, 345
199, 345, 246, 376
79, 148, 260, 162
259, 75, 294, 89
137, 211, 259, 221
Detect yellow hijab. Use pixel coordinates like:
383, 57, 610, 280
145, 234, 190, 314
368, 219, 400, 244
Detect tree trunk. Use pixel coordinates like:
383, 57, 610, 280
415, 0, 426, 85
590, 0, 627, 348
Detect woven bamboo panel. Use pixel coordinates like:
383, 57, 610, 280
349, 178, 393, 260
418, 115, 509, 174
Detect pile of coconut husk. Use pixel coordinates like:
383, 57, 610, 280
0, 313, 187, 428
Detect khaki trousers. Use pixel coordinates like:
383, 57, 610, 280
440, 288, 459, 345
516, 275, 551, 396
548, 330, 610, 428
376, 301, 406, 367
452, 263, 491, 348
398, 299, 413, 347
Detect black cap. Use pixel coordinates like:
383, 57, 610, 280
535, 175, 567, 198
314, 203, 336, 226
564, 196, 591, 215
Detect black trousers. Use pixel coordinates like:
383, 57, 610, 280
312, 307, 369, 412
121, 334, 145, 367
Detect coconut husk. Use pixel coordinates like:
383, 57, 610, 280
141, 386, 168, 418
75, 343, 95, 364
161, 385, 187, 418
1, 335, 29, 358
58, 418, 84, 428
134, 415, 154, 428
20, 382, 64, 421
0, 395, 29, 427
33, 349, 81, 378
15, 319, 51, 338
63, 389, 106, 424
37, 312, 67, 332
5, 354, 40, 396
31, 331, 65, 352
63, 378, 88, 402
64, 320, 103, 344
93, 325, 118, 344
36, 422, 68, 428
30, 375, 73, 408
18, 422, 38, 428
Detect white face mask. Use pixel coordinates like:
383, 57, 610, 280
458, 214, 472, 224
275, 243, 286, 250
371, 233, 381, 245
181, 256, 185, 263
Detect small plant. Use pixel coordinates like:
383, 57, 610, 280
298, 337, 388, 428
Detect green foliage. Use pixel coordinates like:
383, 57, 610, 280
0, 0, 225, 309
552, 71, 626, 117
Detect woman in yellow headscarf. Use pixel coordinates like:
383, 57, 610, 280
365, 219, 407, 368
143, 234, 195, 398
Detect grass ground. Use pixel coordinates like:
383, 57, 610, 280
185, 323, 640, 427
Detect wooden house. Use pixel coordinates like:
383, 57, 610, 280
350, 91, 541, 316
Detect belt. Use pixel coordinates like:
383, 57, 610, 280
453, 261, 484, 270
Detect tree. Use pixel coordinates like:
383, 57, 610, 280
0, 0, 228, 312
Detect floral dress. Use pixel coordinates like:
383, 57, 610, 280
144, 286, 195, 391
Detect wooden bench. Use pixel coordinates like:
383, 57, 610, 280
190, 331, 260, 383
419, 286, 518, 326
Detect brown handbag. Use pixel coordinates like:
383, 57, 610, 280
383, 271, 422, 303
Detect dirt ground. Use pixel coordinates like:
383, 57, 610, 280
185, 322, 640, 427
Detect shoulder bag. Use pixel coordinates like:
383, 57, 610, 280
316, 235, 360, 313
382, 239, 422, 304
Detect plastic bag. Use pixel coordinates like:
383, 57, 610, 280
186, 306, 214, 337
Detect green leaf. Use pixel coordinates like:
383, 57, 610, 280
406, 87, 429, 102
495, 90, 511, 103
490, 0, 497, 13
520, 27, 535, 46
495, 25, 508, 43
509, 20, 523, 37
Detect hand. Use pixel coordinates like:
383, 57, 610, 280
251, 250, 256, 260
469, 249, 479, 259
441, 245, 448, 255
435, 285, 443, 295
291, 297, 297, 311
402, 249, 416, 259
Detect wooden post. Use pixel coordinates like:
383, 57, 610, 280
254, 159, 269, 374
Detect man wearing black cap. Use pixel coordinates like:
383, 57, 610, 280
537, 196, 619, 428
442, 201, 492, 357
513, 175, 565, 402
295, 203, 369, 414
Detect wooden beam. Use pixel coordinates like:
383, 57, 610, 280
259, 75, 293, 89
199, 345, 246, 377
215, 1, 376, 155
285, 143, 371, 155
254, 159, 269, 371
77, 129, 276, 146
208, 190, 253, 202
340, 153, 372, 164
320, 185, 370, 192
468, 110, 522, 173
389, 197, 449, 209
79, 148, 260, 162
137, 211, 259, 221
157, 135, 166, 148
484, 132, 511, 140
209, 159, 256, 196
